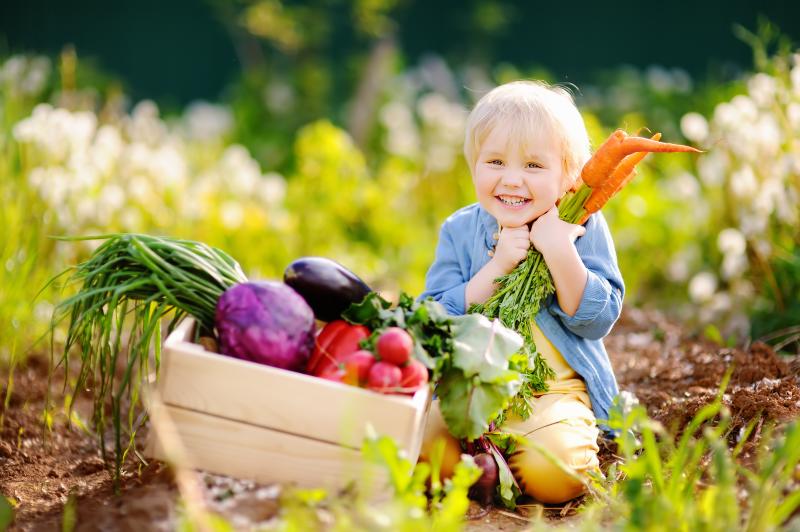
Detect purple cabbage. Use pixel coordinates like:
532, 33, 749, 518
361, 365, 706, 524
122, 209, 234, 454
215, 281, 316, 372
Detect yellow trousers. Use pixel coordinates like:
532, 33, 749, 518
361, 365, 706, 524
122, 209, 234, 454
419, 391, 599, 504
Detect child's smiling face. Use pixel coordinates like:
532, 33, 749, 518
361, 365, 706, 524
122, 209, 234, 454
472, 122, 569, 228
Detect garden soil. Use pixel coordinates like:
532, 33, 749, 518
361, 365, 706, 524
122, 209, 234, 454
2, 308, 799, 531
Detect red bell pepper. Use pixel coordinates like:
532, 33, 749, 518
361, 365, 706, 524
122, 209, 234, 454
306, 320, 371, 376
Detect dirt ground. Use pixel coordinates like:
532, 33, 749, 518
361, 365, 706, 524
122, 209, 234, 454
2, 307, 799, 531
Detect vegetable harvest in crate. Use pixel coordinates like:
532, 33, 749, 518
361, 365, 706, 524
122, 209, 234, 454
48, 235, 524, 484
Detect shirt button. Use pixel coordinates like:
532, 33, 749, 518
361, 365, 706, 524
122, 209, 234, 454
492, 232, 499, 240
487, 250, 494, 257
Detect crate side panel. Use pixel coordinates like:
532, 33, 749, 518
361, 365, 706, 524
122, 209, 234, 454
147, 404, 388, 490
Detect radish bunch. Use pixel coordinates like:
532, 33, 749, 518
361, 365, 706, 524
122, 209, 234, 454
316, 325, 429, 394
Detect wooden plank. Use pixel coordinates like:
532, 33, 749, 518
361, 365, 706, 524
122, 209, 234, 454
147, 403, 389, 491
159, 318, 431, 454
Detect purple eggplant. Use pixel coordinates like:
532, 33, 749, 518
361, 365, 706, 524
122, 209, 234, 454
283, 257, 372, 322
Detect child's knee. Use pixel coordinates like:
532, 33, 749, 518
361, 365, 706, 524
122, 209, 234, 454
507, 426, 599, 504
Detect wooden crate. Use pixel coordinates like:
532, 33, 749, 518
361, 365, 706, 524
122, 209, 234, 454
146, 318, 431, 489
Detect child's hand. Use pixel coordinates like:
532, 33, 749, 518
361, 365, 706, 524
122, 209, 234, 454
529, 206, 586, 257
492, 225, 531, 273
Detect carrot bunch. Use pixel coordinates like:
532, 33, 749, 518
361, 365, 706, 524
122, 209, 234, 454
561, 129, 702, 226
470, 129, 701, 418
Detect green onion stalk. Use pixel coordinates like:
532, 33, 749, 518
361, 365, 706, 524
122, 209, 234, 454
469, 186, 592, 420
47, 234, 247, 487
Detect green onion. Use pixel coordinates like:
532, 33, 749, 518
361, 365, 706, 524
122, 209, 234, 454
47, 233, 248, 487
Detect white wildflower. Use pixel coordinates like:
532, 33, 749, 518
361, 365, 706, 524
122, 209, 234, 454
259, 173, 287, 205
426, 143, 456, 173
748, 73, 777, 107
119, 208, 142, 230
688, 272, 717, 303
386, 128, 420, 158
729, 165, 758, 198
90, 125, 124, 175
717, 228, 747, 256
183, 101, 233, 141
680, 112, 709, 143
625, 194, 647, 217
220, 201, 244, 229
380, 101, 414, 128
667, 256, 690, 282
126, 100, 166, 144
669, 171, 701, 200
0, 56, 26, 83
721, 253, 747, 280
221, 145, 262, 196
151, 145, 188, 188
100, 184, 126, 211
670, 68, 693, 93
738, 213, 767, 237
709, 292, 732, 314
731, 95, 758, 123
263, 81, 295, 113
418, 93, 451, 126
713, 102, 739, 130
128, 175, 152, 202
645, 65, 674, 93
753, 115, 782, 156
697, 150, 728, 186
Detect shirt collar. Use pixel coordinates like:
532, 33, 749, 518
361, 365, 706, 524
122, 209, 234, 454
477, 204, 500, 250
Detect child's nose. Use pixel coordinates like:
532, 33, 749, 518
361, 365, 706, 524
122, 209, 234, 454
500, 169, 524, 186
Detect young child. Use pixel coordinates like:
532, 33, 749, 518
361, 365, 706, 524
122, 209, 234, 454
419, 80, 624, 504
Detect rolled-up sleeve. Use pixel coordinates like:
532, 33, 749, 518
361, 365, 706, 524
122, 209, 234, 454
419, 223, 468, 316
548, 212, 625, 339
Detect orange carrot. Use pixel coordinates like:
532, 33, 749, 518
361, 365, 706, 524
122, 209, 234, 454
583, 133, 662, 214
580, 129, 701, 188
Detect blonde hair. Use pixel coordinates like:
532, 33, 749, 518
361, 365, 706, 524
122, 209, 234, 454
464, 80, 591, 183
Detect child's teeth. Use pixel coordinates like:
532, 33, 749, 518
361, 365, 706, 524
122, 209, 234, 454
500, 196, 527, 206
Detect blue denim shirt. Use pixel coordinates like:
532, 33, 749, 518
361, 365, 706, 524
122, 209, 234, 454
420, 203, 623, 424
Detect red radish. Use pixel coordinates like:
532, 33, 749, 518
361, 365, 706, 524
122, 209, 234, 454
376, 327, 413, 366
400, 359, 428, 392
367, 361, 402, 393
342, 350, 376, 386
318, 365, 346, 384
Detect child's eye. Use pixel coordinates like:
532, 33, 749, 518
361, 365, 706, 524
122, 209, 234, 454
526, 162, 542, 169
487, 159, 503, 166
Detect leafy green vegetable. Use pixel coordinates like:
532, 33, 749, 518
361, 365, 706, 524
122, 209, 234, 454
450, 314, 522, 382
436, 374, 520, 441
